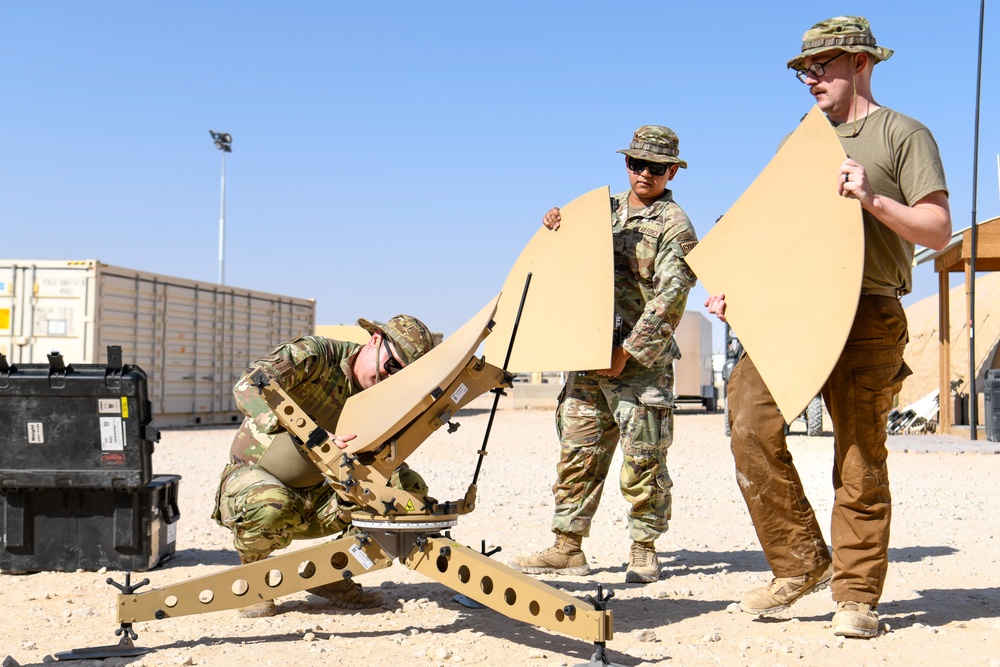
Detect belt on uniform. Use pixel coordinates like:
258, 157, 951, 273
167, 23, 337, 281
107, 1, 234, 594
860, 287, 903, 299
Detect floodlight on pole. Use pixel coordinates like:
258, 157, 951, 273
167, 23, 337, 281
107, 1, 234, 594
209, 130, 233, 284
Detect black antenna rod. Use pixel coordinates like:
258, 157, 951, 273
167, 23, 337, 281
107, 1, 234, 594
473, 272, 532, 485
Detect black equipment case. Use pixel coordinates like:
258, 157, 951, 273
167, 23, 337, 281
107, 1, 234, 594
0, 346, 160, 490
0, 474, 181, 573
986, 369, 1000, 442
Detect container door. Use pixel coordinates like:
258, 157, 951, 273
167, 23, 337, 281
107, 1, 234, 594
0, 263, 93, 363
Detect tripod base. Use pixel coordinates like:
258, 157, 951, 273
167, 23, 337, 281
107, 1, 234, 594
54, 634, 150, 661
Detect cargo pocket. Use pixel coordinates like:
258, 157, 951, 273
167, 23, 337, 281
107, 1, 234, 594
854, 362, 910, 444
636, 386, 675, 452
211, 462, 244, 528
637, 386, 674, 411
557, 376, 607, 445
623, 395, 673, 511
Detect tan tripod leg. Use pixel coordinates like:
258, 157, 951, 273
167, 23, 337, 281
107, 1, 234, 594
405, 536, 613, 643
116, 536, 391, 622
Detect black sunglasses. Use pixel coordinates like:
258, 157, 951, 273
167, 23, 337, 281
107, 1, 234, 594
381, 335, 404, 376
626, 156, 669, 176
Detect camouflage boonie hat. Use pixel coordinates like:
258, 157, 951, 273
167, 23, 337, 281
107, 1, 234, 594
357, 314, 435, 366
787, 16, 893, 70
617, 125, 687, 169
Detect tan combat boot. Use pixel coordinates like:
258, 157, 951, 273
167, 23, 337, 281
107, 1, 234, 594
238, 599, 278, 618
832, 601, 880, 638
625, 541, 659, 583
307, 579, 384, 610
511, 532, 589, 575
237, 552, 278, 618
739, 562, 834, 615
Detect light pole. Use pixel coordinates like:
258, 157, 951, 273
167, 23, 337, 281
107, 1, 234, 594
209, 130, 233, 284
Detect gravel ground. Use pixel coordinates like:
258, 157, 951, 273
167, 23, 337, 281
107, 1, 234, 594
3, 403, 999, 667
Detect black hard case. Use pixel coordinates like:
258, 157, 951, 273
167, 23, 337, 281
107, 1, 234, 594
0, 347, 160, 490
985, 369, 1000, 442
0, 473, 181, 573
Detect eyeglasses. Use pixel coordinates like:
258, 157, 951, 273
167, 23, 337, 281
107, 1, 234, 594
380, 335, 404, 377
626, 156, 669, 177
795, 51, 847, 83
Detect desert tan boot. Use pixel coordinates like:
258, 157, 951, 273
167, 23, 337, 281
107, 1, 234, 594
307, 579, 384, 610
236, 552, 278, 617
511, 532, 589, 575
238, 599, 277, 618
739, 562, 834, 615
625, 541, 659, 583
832, 601, 880, 638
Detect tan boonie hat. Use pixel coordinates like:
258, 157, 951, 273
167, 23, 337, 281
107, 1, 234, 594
787, 16, 893, 70
617, 125, 688, 169
357, 314, 435, 366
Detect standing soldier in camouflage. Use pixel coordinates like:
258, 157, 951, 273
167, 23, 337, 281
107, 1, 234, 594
512, 126, 698, 584
213, 315, 436, 617
707, 16, 951, 638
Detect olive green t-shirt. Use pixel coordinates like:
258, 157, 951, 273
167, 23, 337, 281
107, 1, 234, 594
833, 106, 948, 295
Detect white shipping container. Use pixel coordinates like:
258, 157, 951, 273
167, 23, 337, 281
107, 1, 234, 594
674, 310, 716, 410
0, 260, 315, 427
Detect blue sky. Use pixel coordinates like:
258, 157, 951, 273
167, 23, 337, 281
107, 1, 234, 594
2, 2, 996, 350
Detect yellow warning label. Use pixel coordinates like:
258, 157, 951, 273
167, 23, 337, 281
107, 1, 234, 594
121, 397, 129, 419
405, 500, 415, 512
0, 308, 9, 331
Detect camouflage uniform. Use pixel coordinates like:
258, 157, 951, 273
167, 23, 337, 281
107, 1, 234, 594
553, 162, 698, 544
213, 316, 434, 563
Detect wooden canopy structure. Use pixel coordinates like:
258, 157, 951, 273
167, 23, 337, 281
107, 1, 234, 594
918, 215, 1000, 433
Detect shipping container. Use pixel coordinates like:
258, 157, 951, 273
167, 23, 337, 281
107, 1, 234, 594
0, 260, 315, 427
674, 310, 716, 411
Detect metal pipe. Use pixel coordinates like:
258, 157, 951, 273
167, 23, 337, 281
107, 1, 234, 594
218, 153, 226, 285
968, 0, 985, 439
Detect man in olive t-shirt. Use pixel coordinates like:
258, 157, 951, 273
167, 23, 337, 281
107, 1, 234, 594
705, 16, 951, 639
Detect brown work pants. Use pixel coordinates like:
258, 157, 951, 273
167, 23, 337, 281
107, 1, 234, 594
728, 296, 910, 606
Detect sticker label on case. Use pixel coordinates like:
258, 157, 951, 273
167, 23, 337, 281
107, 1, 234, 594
26, 422, 44, 444
100, 417, 125, 451
98, 399, 121, 414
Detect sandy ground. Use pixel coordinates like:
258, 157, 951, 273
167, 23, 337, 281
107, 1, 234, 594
3, 402, 999, 667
